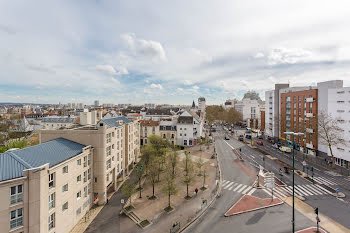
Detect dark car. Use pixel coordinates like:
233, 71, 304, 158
239, 135, 244, 141
225, 136, 230, 140
258, 135, 263, 139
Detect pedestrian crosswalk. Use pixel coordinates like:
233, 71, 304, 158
262, 184, 332, 199
312, 176, 337, 186
222, 180, 256, 195
222, 179, 333, 199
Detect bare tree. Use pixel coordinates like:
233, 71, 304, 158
318, 111, 346, 167
162, 162, 178, 211
183, 151, 195, 199
121, 181, 137, 208
196, 155, 208, 190
148, 156, 159, 199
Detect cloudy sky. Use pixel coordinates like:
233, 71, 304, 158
1, 0, 350, 105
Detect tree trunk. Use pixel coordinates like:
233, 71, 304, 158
186, 183, 189, 197
129, 195, 132, 206
152, 182, 155, 197
329, 144, 335, 168
158, 163, 161, 182
168, 192, 171, 208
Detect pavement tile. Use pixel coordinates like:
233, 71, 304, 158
225, 194, 283, 216
296, 227, 327, 233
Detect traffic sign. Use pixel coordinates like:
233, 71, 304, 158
264, 172, 275, 189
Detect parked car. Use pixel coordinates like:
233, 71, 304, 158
272, 143, 279, 149
239, 135, 244, 141
279, 146, 292, 153
257, 141, 264, 146
225, 135, 230, 140
258, 135, 263, 139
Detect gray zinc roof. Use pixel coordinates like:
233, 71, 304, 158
101, 116, 132, 128
42, 117, 75, 123
0, 138, 87, 182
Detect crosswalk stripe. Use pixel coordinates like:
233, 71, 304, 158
233, 184, 243, 191
228, 183, 238, 190
222, 180, 230, 185
238, 184, 247, 193
274, 188, 287, 197
315, 184, 333, 195
289, 187, 303, 197
278, 187, 291, 196
262, 188, 272, 196
306, 185, 323, 195
284, 186, 293, 195
294, 186, 309, 196
242, 186, 252, 194
247, 188, 256, 195
296, 185, 313, 196
311, 185, 328, 195
314, 177, 336, 186
224, 182, 234, 189
319, 177, 337, 185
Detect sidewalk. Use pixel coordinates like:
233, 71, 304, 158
284, 197, 350, 233
124, 144, 218, 233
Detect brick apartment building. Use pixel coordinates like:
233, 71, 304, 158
280, 89, 318, 155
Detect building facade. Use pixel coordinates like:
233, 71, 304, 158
159, 121, 177, 145
0, 138, 93, 233
41, 117, 140, 205
280, 88, 318, 155
140, 120, 160, 146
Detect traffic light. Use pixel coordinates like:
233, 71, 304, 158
314, 207, 318, 215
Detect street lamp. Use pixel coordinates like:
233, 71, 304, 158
284, 131, 304, 233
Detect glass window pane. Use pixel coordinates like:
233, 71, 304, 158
18, 185, 23, 193
11, 186, 16, 195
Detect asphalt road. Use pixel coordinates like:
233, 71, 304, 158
183, 128, 315, 233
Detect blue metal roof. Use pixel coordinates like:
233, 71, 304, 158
101, 116, 132, 128
0, 138, 86, 182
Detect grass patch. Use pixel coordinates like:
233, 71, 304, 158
140, 219, 150, 228
164, 206, 174, 212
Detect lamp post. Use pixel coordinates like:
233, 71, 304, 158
284, 131, 304, 233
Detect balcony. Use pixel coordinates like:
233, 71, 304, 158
306, 143, 314, 149
306, 97, 314, 103
306, 113, 313, 118
306, 128, 314, 133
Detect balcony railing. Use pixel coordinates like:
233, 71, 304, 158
306, 97, 314, 103
306, 128, 314, 133
306, 143, 314, 149
306, 113, 313, 118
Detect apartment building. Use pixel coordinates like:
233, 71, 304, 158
235, 91, 264, 129
79, 110, 103, 125
159, 121, 177, 145
177, 110, 201, 146
0, 138, 93, 233
280, 88, 318, 155
327, 87, 350, 168
265, 84, 290, 138
41, 116, 140, 205
41, 116, 77, 129
140, 120, 160, 146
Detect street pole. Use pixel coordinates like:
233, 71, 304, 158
292, 141, 295, 233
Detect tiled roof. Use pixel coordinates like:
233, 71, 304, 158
178, 116, 193, 124
0, 138, 87, 182
101, 116, 132, 128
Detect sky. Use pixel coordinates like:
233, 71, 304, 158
1, 0, 350, 105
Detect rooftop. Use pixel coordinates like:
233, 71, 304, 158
0, 138, 87, 182
100, 116, 132, 128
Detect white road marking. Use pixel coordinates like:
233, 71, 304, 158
315, 185, 333, 195
242, 186, 252, 194
247, 188, 256, 195
238, 184, 247, 193
233, 184, 243, 191
296, 185, 313, 196
305, 185, 323, 195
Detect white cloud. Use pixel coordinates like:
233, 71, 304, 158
254, 52, 265, 58
177, 87, 184, 92
184, 80, 193, 86
121, 33, 166, 62
95, 65, 116, 74
149, 83, 163, 90
192, 85, 199, 90
267, 48, 313, 65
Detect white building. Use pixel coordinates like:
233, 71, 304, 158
236, 91, 264, 129
80, 110, 104, 126
177, 111, 200, 146
327, 86, 350, 168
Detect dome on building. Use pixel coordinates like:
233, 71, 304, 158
198, 97, 206, 102
243, 91, 261, 101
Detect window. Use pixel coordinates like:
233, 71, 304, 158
76, 207, 81, 216
106, 146, 111, 156
77, 159, 81, 166
180, 133, 182, 136
94, 177, 97, 183
10, 208, 23, 229
106, 159, 111, 169
88, 183, 91, 194
62, 166, 68, 173
48, 213, 55, 230
112, 156, 114, 161
83, 156, 87, 167
49, 193, 55, 210
77, 191, 81, 199
88, 168, 91, 180
112, 144, 114, 149
10, 184, 23, 204
49, 173, 55, 188
84, 186, 87, 198
62, 184, 68, 192
112, 132, 115, 137
77, 175, 81, 182
83, 171, 87, 183
88, 153, 91, 166
163, 134, 166, 138
62, 202, 68, 211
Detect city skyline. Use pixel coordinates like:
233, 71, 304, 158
1, 1, 350, 105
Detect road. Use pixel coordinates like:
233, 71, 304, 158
184, 127, 315, 233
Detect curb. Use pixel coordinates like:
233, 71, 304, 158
224, 195, 284, 217
179, 139, 223, 233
